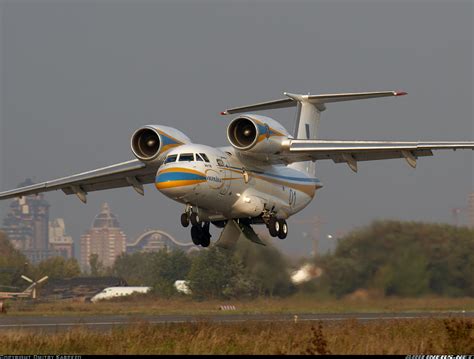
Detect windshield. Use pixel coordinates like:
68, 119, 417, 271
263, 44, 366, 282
179, 153, 194, 161
164, 155, 177, 164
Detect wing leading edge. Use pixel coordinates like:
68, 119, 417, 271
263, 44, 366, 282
284, 140, 474, 172
0, 159, 158, 203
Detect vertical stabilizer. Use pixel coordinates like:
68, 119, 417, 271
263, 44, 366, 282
286, 93, 322, 176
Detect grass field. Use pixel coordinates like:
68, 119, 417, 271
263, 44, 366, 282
0, 318, 472, 354
6, 294, 474, 317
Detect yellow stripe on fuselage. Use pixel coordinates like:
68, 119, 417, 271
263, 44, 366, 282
155, 179, 206, 190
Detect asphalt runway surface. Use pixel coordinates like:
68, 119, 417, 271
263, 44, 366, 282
0, 311, 473, 332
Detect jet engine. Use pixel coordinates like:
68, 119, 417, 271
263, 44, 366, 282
227, 115, 292, 153
131, 125, 191, 163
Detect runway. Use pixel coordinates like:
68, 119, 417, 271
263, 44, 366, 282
0, 311, 472, 332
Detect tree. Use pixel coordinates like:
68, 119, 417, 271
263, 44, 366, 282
0, 231, 29, 288
319, 220, 474, 297
89, 254, 104, 276
234, 239, 295, 297
35, 257, 81, 280
112, 250, 191, 297
186, 247, 243, 299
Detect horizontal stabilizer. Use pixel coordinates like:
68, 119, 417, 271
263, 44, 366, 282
221, 91, 406, 115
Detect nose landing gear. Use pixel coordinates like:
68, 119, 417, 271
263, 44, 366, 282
181, 206, 211, 247
180, 213, 190, 227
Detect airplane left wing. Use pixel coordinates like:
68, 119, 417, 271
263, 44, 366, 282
0, 159, 157, 203
280, 140, 474, 172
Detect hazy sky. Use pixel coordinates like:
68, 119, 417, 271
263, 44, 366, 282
0, 0, 472, 257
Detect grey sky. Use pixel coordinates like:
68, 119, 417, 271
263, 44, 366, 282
0, 0, 472, 257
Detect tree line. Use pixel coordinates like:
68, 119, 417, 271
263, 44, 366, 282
1, 220, 473, 299
315, 220, 474, 298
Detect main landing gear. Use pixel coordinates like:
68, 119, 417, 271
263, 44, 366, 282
266, 217, 288, 240
181, 210, 211, 247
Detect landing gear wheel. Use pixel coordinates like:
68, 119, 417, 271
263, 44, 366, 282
181, 213, 190, 227
190, 212, 200, 226
200, 222, 211, 247
191, 225, 201, 245
200, 234, 211, 247
277, 220, 288, 240
268, 217, 279, 237
190, 222, 212, 247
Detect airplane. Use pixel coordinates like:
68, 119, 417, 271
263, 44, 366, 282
90, 286, 151, 303
0, 91, 473, 249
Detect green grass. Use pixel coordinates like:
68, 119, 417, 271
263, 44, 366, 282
5, 294, 474, 317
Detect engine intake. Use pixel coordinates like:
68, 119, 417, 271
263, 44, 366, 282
226, 115, 292, 154
130, 125, 191, 163
131, 127, 162, 161
227, 117, 259, 150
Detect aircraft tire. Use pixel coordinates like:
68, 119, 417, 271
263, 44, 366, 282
201, 234, 211, 247
268, 218, 279, 237
191, 225, 202, 245
278, 220, 288, 240
181, 213, 190, 227
190, 212, 200, 226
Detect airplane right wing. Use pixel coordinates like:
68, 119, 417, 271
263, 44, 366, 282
283, 140, 474, 171
0, 159, 158, 203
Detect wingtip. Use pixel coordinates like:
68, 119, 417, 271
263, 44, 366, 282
220, 111, 228, 116
394, 91, 407, 96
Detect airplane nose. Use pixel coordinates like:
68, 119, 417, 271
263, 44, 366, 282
155, 167, 207, 198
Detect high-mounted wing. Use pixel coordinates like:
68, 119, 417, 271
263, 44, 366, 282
0, 159, 158, 203
282, 140, 474, 172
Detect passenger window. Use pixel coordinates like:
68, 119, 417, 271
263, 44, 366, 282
195, 153, 204, 161
164, 155, 177, 164
216, 159, 224, 166
179, 153, 194, 162
199, 153, 210, 163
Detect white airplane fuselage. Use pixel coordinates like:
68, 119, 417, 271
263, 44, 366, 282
155, 144, 322, 222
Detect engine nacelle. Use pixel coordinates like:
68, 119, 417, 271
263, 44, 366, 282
227, 115, 292, 153
131, 125, 191, 163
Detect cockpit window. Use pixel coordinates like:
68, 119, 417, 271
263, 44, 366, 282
178, 153, 194, 162
199, 153, 210, 163
164, 155, 177, 164
195, 153, 204, 161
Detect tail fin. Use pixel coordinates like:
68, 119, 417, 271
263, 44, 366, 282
222, 90, 407, 176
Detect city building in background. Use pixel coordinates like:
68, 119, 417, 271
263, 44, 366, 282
1, 179, 54, 263
49, 218, 74, 259
80, 203, 127, 271
126, 229, 195, 254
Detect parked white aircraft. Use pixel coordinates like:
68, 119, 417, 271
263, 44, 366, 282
0, 91, 473, 248
90, 286, 151, 303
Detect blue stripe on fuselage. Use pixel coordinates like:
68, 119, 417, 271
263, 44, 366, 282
156, 172, 206, 183
225, 165, 321, 184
